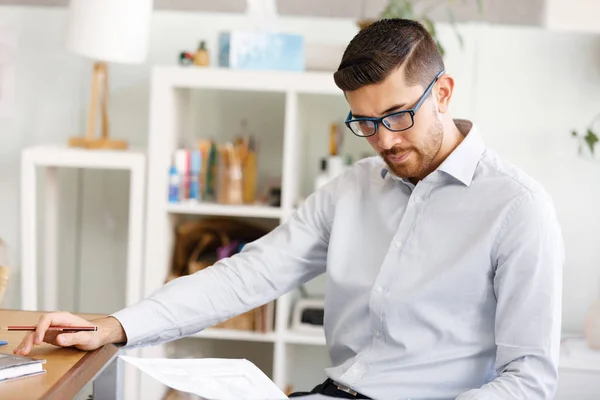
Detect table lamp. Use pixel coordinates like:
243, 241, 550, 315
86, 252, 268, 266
65, 0, 152, 150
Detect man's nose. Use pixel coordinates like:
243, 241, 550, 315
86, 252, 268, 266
377, 124, 402, 150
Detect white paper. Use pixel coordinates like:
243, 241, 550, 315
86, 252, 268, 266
120, 356, 288, 400
0, 24, 16, 119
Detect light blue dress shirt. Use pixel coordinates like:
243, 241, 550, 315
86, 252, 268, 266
113, 120, 563, 400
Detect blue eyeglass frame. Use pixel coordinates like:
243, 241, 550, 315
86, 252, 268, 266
345, 69, 445, 138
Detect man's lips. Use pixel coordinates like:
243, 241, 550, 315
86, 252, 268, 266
386, 151, 411, 164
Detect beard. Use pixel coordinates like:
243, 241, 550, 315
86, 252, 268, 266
380, 114, 444, 180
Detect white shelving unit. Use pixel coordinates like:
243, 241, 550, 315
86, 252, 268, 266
141, 66, 367, 399
166, 202, 284, 219
192, 328, 278, 343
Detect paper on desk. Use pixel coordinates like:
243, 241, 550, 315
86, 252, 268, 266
120, 356, 288, 400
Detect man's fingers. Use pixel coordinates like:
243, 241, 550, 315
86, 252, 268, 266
35, 312, 57, 344
34, 312, 89, 344
14, 332, 35, 356
56, 332, 90, 348
22, 332, 35, 354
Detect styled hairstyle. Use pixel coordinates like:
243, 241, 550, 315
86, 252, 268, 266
334, 19, 445, 92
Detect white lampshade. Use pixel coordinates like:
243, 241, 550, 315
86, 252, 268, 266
65, 0, 153, 64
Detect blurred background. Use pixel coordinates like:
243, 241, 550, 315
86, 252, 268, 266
1, 0, 600, 399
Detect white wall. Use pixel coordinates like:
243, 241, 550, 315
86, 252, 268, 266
1, 5, 599, 333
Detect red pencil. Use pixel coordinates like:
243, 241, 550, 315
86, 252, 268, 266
5, 325, 97, 332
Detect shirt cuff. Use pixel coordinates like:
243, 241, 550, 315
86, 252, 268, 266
111, 300, 160, 348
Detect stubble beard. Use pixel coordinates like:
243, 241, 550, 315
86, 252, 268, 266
382, 115, 444, 180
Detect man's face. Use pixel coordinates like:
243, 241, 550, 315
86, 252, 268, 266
345, 68, 444, 181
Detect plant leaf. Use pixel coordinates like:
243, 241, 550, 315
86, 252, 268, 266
421, 16, 436, 36
446, 9, 464, 48
476, 0, 484, 15
585, 129, 599, 154
437, 39, 446, 57
571, 130, 578, 137
380, 0, 414, 19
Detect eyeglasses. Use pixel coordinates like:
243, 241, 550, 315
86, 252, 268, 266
345, 70, 445, 138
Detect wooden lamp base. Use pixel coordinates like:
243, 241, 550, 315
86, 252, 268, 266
70, 62, 128, 150
68, 137, 127, 150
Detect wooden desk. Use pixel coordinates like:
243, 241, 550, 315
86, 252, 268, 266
0, 310, 119, 400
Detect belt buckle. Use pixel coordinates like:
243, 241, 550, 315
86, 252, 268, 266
335, 382, 358, 396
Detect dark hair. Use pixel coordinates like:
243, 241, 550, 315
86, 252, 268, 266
334, 19, 445, 92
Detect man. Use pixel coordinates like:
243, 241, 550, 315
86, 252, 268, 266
16, 19, 563, 400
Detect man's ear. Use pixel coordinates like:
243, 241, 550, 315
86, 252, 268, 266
435, 74, 454, 114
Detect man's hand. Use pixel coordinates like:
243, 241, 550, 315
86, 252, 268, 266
13, 312, 127, 356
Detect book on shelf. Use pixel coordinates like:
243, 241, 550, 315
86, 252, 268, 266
0, 353, 46, 382
211, 300, 275, 334
253, 301, 275, 334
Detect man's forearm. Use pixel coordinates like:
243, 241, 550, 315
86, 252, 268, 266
108, 192, 330, 348
94, 316, 127, 345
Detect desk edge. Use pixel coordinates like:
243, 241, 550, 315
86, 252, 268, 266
41, 344, 119, 400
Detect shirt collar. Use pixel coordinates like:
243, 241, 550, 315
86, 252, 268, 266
379, 119, 485, 187
436, 120, 485, 187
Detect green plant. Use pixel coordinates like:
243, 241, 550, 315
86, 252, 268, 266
571, 112, 600, 156
572, 128, 599, 155
378, 0, 483, 56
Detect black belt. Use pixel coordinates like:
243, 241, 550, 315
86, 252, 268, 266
323, 378, 372, 399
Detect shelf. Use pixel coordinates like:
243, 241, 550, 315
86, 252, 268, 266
283, 331, 327, 346
559, 337, 600, 372
190, 329, 326, 345
166, 202, 284, 219
191, 328, 277, 343
154, 66, 343, 96
22, 145, 145, 170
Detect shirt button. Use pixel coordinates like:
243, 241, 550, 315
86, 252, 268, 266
375, 331, 381, 337
413, 196, 421, 203
395, 241, 402, 248
375, 286, 383, 293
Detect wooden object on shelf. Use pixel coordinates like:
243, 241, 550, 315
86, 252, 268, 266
168, 218, 274, 332
217, 143, 244, 205
162, 388, 197, 400
213, 309, 257, 331
0, 238, 9, 307
0, 266, 9, 307
170, 218, 267, 278
241, 138, 258, 204
193, 41, 210, 67
68, 62, 127, 150
284, 385, 295, 396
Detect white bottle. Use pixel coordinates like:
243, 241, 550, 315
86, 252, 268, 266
327, 155, 345, 180
314, 158, 329, 192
